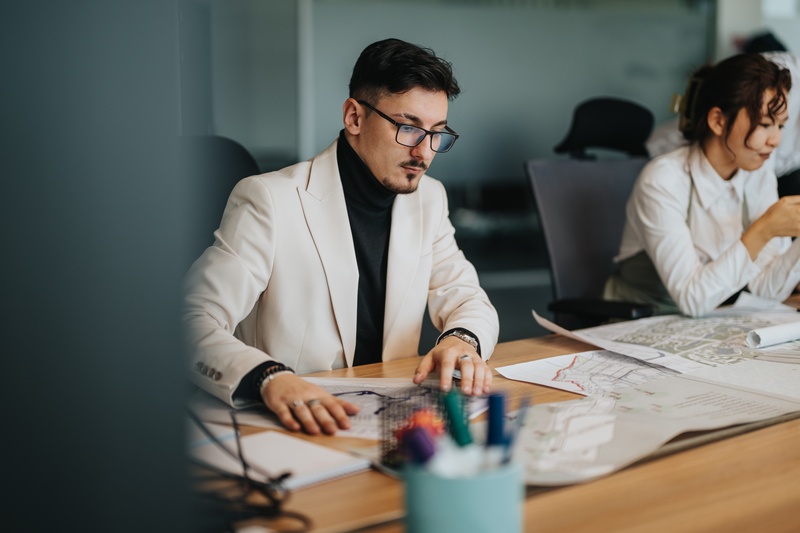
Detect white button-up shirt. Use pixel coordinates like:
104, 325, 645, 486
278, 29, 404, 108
763, 52, 800, 177
615, 145, 800, 317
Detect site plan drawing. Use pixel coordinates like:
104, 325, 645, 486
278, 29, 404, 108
533, 310, 800, 373
513, 372, 800, 485
496, 350, 678, 396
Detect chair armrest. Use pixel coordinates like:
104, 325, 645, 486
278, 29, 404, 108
548, 298, 653, 321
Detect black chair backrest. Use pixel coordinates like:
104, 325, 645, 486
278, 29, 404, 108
181, 135, 261, 260
554, 97, 654, 159
526, 157, 649, 302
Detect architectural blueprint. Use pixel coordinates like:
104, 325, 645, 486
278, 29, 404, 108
534, 310, 800, 373
496, 350, 678, 396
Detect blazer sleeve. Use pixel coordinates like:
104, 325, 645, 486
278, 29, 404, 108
183, 177, 279, 406
425, 180, 499, 358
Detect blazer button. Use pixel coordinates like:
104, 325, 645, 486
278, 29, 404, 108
213, 371, 222, 381
195, 362, 204, 372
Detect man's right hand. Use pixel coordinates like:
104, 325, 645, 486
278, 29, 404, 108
261, 373, 360, 435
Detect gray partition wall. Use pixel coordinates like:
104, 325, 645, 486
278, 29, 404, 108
209, 0, 711, 185
308, 0, 709, 187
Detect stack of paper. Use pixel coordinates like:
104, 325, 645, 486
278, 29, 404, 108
189, 426, 371, 491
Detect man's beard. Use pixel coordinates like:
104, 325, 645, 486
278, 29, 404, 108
381, 161, 427, 194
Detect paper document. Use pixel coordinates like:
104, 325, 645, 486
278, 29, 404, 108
520, 308, 800, 485
188, 377, 486, 441
533, 309, 800, 371
496, 350, 678, 396
189, 428, 371, 491
513, 374, 800, 486
733, 291, 797, 312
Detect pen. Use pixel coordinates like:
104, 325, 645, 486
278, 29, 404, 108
486, 392, 506, 447
503, 396, 530, 464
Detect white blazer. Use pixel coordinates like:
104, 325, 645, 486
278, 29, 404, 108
183, 140, 499, 405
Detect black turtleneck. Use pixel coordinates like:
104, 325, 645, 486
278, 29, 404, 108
337, 131, 397, 366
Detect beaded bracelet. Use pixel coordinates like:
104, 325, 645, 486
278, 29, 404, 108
254, 362, 295, 397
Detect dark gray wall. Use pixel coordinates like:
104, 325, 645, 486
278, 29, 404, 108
1, 2, 193, 530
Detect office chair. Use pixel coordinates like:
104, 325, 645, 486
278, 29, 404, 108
526, 157, 654, 330
554, 97, 654, 159
181, 134, 261, 261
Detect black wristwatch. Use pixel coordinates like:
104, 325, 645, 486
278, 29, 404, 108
437, 328, 481, 355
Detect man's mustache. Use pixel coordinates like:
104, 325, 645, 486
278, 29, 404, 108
401, 160, 427, 171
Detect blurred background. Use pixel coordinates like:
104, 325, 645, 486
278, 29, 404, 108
181, 0, 800, 345
3, 1, 798, 531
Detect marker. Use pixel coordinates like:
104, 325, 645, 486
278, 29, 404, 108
402, 426, 437, 465
442, 389, 472, 446
486, 393, 506, 447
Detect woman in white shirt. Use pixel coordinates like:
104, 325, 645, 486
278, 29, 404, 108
604, 53, 800, 317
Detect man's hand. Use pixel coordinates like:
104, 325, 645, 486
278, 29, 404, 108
412, 335, 492, 396
261, 373, 360, 435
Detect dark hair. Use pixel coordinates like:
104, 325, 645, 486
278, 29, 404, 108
742, 31, 787, 54
348, 38, 461, 103
679, 53, 791, 149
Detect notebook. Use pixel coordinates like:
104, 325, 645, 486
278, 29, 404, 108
189, 425, 372, 491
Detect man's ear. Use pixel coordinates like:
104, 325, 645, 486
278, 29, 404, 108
707, 107, 726, 137
342, 98, 363, 135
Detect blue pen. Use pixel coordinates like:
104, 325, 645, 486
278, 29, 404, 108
486, 392, 506, 447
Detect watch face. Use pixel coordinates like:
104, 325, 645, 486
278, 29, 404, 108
455, 331, 477, 348
438, 329, 479, 352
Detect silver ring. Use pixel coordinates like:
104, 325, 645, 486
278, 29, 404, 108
306, 398, 322, 408
290, 400, 304, 409
458, 354, 471, 363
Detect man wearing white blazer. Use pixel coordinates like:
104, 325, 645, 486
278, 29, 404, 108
183, 38, 499, 435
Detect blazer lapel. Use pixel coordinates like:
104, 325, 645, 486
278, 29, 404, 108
383, 190, 422, 345
299, 142, 359, 366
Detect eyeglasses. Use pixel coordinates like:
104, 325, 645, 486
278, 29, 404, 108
357, 100, 459, 153
187, 408, 312, 531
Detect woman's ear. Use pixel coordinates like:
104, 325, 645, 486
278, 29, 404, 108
706, 107, 727, 137
342, 98, 363, 135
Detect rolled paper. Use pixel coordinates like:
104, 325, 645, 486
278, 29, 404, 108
745, 321, 800, 349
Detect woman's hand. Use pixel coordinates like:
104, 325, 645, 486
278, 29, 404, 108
743, 195, 800, 259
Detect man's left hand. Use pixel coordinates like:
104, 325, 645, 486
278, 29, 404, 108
412, 336, 491, 396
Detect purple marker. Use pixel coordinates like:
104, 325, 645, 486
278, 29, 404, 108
402, 426, 437, 465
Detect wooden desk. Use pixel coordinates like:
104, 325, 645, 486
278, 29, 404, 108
246, 335, 800, 533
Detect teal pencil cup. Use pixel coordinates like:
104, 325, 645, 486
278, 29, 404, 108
403, 461, 524, 533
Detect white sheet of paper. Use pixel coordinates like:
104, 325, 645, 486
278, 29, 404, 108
514, 373, 800, 486
189, 428, 371, 491
496, 350, 677, 396
733, 291, 797, 312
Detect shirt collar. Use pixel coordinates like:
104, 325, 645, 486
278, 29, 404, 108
689, 145, 747, 210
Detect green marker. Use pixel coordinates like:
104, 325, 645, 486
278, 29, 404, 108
442, 390, 472, 446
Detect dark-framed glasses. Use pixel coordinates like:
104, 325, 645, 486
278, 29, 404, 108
357, 100, 459, 153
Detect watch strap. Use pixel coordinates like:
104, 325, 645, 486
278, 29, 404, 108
436, 327, 481, 355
